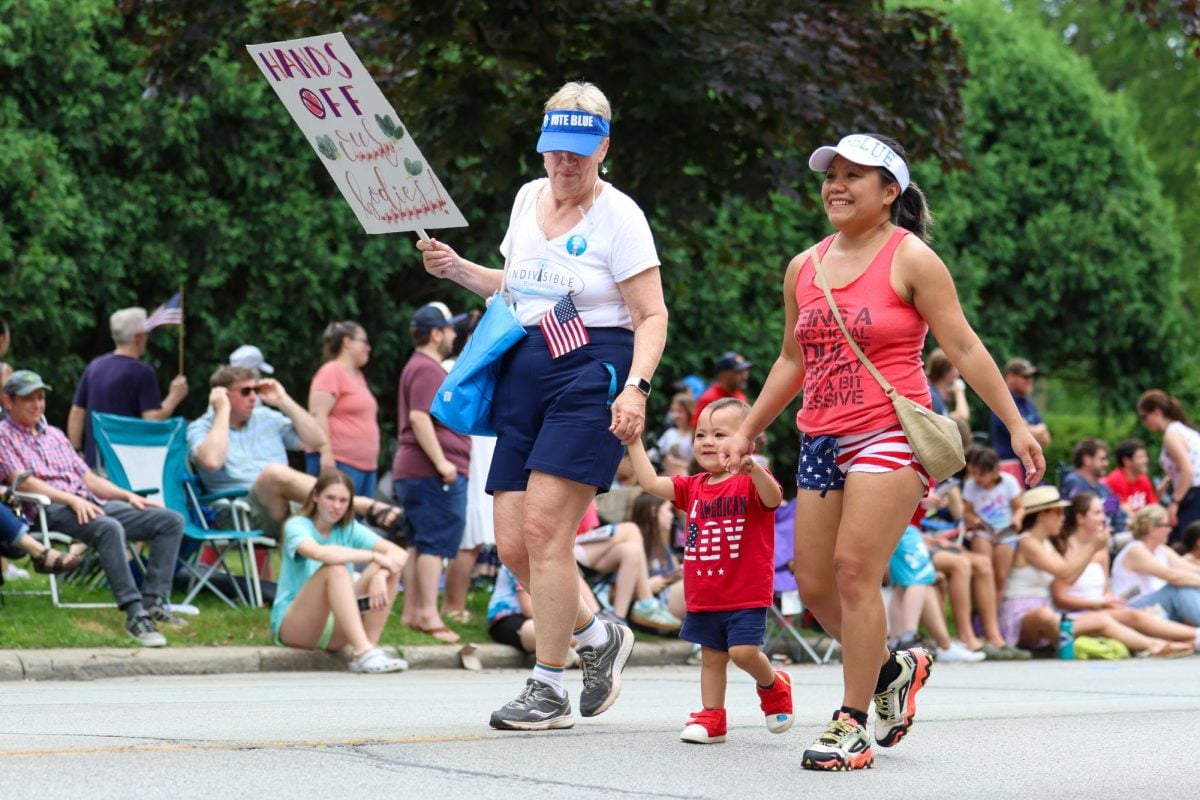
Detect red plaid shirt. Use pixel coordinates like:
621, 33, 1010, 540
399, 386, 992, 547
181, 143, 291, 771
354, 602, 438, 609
0, 418, 99, 519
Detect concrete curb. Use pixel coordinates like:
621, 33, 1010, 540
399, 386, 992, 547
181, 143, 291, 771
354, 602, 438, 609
0, 639, 697, 682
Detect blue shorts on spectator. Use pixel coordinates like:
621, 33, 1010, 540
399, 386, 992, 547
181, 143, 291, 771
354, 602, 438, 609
395, 475, 467, 558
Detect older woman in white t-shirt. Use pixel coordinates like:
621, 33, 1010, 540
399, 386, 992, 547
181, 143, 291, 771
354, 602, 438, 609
417, 81, 667, 731
1112, 504, 1200, 627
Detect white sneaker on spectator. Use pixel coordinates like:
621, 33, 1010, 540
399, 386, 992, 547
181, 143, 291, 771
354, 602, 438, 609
3, 563, 30, 580
936, 640, 985, 663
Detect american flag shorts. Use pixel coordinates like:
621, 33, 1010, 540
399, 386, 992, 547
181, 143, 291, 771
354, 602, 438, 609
796, 425, 929, 496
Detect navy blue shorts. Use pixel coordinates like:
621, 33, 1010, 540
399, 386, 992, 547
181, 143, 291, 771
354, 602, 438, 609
681, 607, 768, 651
487, 327, 633, 494
395, 475, 467, 558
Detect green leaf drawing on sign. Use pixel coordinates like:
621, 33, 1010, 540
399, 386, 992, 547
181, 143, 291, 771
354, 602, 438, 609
315, 134, 338, 160
376, 114, 404, 140
403, 157, 423, 176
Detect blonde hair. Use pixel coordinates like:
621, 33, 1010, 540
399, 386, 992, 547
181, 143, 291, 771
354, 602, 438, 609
1129, 504, 1168, 540
544, 81, 611, 120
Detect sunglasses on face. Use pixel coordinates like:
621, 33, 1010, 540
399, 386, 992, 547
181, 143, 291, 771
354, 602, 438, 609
235, 385, 261, 397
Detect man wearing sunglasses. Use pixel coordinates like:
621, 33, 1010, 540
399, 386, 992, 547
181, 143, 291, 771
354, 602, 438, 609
188, 366, 401, 541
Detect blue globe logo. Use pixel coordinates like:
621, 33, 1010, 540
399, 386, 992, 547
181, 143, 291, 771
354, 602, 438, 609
566, 235, 588, 257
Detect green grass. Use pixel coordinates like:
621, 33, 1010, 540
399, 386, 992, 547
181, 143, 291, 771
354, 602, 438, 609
0, 571, 494, 650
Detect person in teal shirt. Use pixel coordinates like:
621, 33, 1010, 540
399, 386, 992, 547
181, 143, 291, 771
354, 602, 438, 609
272, 470, 408, 673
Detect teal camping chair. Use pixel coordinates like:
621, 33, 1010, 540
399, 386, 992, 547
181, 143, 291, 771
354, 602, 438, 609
90, 412, 273, 608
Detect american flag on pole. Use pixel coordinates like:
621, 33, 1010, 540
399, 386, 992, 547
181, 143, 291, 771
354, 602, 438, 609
539, 294, 589, 359
144, 292, 183, 330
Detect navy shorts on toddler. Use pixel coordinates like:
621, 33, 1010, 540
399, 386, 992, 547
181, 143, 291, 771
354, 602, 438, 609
487, 327, 633, 494
681, 607, 768, 652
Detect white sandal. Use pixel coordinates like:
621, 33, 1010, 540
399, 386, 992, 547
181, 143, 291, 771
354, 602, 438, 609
348, 648, 409, 674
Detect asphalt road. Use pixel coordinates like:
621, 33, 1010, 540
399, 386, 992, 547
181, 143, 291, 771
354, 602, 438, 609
4, 659, 1199, 799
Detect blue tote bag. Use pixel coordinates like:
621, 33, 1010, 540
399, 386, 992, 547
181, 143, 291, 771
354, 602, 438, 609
431, 292, 526, 436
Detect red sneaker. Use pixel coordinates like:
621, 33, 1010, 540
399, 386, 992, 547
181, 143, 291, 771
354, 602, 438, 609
680, 707, 727, 743
756, 669, 794, 733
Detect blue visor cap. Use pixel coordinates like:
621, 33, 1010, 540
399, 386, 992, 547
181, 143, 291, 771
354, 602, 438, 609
536, 111, 611, 156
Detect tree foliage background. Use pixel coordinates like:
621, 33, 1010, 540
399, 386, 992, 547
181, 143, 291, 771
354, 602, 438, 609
0, 0, 1194, 475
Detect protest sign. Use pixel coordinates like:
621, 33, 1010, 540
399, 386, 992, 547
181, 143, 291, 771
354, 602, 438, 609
247, 32, 467, 236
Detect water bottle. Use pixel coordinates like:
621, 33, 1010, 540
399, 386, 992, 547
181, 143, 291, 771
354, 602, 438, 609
1058, 613, 1075, 660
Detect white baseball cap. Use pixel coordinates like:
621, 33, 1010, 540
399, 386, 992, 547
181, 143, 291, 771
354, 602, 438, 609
229, 344, 274, 374
808, 134, 910, 193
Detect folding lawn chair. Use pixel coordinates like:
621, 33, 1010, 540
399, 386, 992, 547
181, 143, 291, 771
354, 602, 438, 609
90, 412, 273, 608
764, 499, 839, 665
5, 483, 114, 609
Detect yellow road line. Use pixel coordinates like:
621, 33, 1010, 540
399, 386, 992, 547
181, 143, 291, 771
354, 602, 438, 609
0, 734, 491, 758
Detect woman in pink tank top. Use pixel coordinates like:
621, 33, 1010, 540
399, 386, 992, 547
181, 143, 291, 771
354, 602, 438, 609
721, 133, 1046, 772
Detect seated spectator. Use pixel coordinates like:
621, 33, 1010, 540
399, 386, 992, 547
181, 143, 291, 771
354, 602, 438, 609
630, 491, 685, 621
229, 344, 274, 374
187, 366, 401, 542
1052, 493, 1196, 654
1102, 438, 1158, 517
963, 447, 1024, 592
0, 370, 185, 646
272, 470, 408, 673
305, 320, 380, 499
887, 522, 984, 662
67, 306, 189, 467
999, 487, 1183, 655
1061, 438, 1125, 533
690, 351, 751, 428
924, 530, 1028, 660
0, 497, 80, 574
654, 392, 695, 476
574, 501, 681, 633
488, 564, 537, 654
1112, 505, 1200, 627
487, 564, 591, 664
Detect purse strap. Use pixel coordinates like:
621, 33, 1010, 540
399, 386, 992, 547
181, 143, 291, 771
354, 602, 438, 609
809, 243, 899, 399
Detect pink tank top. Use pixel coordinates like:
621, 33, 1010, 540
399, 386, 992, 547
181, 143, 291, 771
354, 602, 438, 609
794, 227, 931, 435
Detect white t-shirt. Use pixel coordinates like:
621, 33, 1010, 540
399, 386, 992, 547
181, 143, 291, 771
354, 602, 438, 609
963, 472, 1022, 531
1160, 420, 1200, 490
499, 178, 659, 328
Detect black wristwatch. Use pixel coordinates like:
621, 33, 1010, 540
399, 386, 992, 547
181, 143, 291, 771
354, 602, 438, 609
624, 377, 652, 397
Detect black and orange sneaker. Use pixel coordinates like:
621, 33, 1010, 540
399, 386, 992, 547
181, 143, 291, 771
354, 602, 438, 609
756, 669, 794, 733
680, 707, 728, 744
873, 646, 933, 747
801, 711, 874, 771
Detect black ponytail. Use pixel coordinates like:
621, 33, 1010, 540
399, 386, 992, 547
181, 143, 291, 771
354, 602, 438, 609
864, 132, 933, 243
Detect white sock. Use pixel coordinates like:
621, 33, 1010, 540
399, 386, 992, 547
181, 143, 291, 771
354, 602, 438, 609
531, 662, 566, 697
573, 615, 610, 649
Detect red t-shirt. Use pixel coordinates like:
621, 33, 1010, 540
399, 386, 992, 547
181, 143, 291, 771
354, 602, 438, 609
672, 471, 779, 612
793, 228, 931, 435
1102, 468, 1158, 513
392, 352, 470, 480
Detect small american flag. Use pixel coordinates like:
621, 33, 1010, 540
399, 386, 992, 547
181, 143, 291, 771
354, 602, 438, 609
144, 292, 183, 330
539, 294, 589, 359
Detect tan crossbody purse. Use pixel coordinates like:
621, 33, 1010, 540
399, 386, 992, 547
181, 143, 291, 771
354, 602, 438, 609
809, 245, 966, 481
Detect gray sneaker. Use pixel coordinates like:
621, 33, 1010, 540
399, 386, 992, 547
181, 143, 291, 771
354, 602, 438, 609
578, 620, 634, 717
126, 615, 167, 647
146, 604, 189, 629
489, 679, 574, 731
